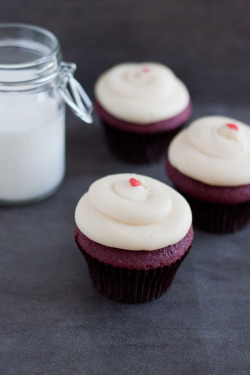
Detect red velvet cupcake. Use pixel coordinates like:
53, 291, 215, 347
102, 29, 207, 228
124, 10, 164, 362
94, 62, 191, 163
74, 173, 193, 303
166, 116, 250, 233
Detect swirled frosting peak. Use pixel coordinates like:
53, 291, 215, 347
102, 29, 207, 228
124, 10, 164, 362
95, 62, 190, 124
75, 174, 192, 250
168, 116, 250, 186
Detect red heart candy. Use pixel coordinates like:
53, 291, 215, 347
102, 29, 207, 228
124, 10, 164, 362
129, 178, 141, 187
226, 123, 239, 131
142, 67, 151, 73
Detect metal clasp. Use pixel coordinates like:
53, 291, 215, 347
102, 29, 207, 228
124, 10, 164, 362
58, 62, 93, 124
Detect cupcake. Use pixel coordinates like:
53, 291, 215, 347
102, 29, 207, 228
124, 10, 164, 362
166, 116, 250, 233
74, 173, 193, 303
94, 62, 191, 163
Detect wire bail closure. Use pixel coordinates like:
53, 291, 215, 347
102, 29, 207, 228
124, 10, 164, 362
58, 62, 93, 124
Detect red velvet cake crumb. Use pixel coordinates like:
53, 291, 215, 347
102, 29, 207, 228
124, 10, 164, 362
95, 100, 192, 134
74, 225, 193, 270
166, 159, 250, 205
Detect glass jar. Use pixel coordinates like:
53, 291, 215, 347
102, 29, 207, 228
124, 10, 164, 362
0, 23, 93, 205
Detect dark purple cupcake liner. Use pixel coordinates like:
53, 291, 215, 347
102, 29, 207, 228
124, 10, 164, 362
180, 193, 250, 233
103, 121, 184, 163
80, 249, 190, 303
95, 100, 192, 164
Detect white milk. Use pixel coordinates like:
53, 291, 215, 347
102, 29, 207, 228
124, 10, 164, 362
0, 92, 65, 203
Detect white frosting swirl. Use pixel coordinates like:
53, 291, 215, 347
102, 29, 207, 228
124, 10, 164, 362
168, 116, 250, 186
95, 62, 190, 124
75, 174, 192, 251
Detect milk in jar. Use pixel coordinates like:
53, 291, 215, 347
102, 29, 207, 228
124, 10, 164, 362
0, 93, 65, 202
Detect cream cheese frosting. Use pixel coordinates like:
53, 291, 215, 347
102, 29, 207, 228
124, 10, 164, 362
168, 116, 250, 186
75, 173, 192, 251
95, 62, 190, 124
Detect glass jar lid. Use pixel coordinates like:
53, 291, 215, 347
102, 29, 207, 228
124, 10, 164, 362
0, 23, 93, 123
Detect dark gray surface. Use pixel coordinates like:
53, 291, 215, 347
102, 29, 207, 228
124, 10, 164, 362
1, 1, 250, 374
1, 104, 250, 375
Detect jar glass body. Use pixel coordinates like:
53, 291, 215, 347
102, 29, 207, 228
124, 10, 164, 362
0, 86, 65, 204
0, 24, 66, 204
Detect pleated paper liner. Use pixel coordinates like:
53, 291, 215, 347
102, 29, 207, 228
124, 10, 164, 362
102, 122, 183, 164
95, 100, 192, 164
181, 194, 250, 233
80, 249, 190, 304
